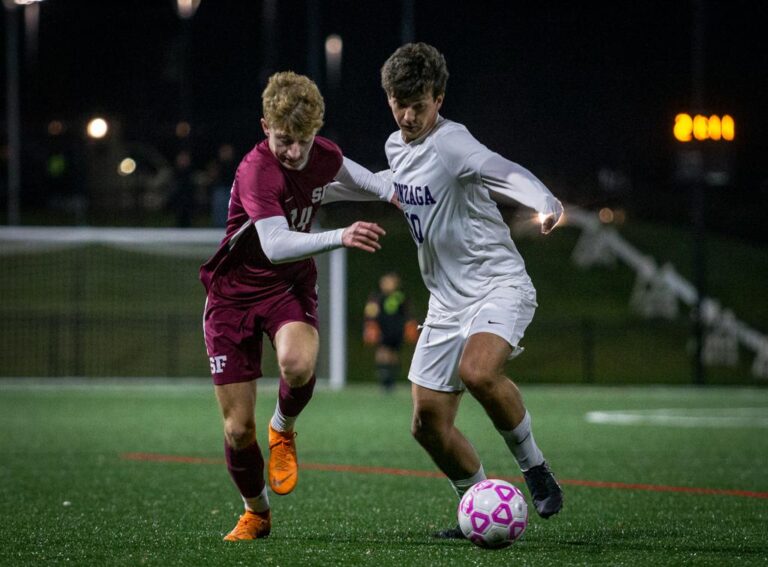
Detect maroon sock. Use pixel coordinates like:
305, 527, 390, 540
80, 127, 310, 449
224, 439, 265, 498
278, 374, 316, 417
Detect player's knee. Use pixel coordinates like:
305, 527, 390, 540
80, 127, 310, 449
410, 418, 431, 446
224, 419, 256, 450
459, 362, 497, 396
278, 353, 314, 385
411, 413, 445, 447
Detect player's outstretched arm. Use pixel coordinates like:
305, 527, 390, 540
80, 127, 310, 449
435, 127, 563, 233
323, 157, 395, 204
341, 221, 386, 253
256, 216, 345, 264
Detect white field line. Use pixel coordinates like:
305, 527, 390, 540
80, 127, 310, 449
0, 377, 281, 394
585, 408, 768, 428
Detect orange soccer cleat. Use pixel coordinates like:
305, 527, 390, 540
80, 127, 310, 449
268, 424, 298, 495
223, 509, 272, 541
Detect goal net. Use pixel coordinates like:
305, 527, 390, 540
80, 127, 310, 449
0, 227, 347, 387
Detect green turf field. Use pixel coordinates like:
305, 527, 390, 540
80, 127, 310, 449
1, 382, 766, 566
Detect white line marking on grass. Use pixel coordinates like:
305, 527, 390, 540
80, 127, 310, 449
585, 408, 768, 428
0, 377, 213, 393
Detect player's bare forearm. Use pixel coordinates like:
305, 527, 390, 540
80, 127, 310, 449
342, 221, 386, 253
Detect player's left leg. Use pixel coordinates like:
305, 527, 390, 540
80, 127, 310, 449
459, 332, 563, 518
268, 321, 319, 495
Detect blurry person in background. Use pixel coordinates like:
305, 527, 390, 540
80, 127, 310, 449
44, 130, 87, 224
167, 150, 196, 227
207, 143, 238, 228
363, 271, 418, 392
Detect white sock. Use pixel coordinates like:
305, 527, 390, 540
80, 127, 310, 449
243, 485, 270, 513
450, 465, 486, 498
498, 411, 544, 472
270, 403, 295, 433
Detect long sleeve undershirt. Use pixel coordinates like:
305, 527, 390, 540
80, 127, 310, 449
255, 157, 392, 264
255, 216, 344, 264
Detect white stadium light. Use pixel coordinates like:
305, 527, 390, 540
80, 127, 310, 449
176, 0, 201, 19
325, 34, 343, 56
87, 117, 108, 139
118, 158, 137, 176
325, 34, 343, 89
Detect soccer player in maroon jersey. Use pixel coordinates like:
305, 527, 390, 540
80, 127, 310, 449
201, 71, 394, 541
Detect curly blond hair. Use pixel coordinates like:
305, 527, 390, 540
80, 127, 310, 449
262, 71, 325, 139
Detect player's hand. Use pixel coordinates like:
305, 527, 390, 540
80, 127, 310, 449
342, 221, 386, 253
539, 199, 564, 235
390, 193, 402, 210
539, 213, 558, 234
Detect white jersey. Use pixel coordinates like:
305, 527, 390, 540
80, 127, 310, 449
385, 116, 562, 318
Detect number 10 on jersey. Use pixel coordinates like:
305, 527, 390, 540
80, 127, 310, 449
405, 212, 424, 244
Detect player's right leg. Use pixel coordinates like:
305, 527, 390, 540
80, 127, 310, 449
459, 326, 563, 519
215, 380, 272, 541
411, 383, 487, 538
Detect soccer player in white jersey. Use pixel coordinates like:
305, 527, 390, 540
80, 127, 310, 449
380, 43, 565, 538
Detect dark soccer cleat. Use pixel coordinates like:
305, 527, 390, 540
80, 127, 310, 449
432, 525, 465, 539
523, 461, 564, 519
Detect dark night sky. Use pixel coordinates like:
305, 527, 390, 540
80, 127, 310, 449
2, 0, 767, 232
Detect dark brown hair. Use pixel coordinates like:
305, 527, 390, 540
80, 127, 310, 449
381, 42, 449, 101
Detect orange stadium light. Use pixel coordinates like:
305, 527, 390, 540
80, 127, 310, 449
708, 115, 721, 140
721, 114, 735, 141
692, 114, 708, 141
673, 113, 735, 143
674, 113, 693, 142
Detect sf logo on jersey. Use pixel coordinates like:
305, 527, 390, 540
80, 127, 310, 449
311, 186, 326, 203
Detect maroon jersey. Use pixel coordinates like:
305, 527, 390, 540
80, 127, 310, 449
200, 136, 343, 302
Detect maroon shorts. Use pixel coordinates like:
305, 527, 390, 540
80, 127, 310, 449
203, 285, 318, 385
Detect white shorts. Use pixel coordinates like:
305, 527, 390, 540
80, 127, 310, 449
408, 287, 536, 393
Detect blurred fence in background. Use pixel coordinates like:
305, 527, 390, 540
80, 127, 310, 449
566, 208, 768, 381
0, 217, 765, 385
0, 227, 348, 382
0, 228, 219, 378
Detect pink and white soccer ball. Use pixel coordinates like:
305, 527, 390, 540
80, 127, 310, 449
458, 479, 528, 549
